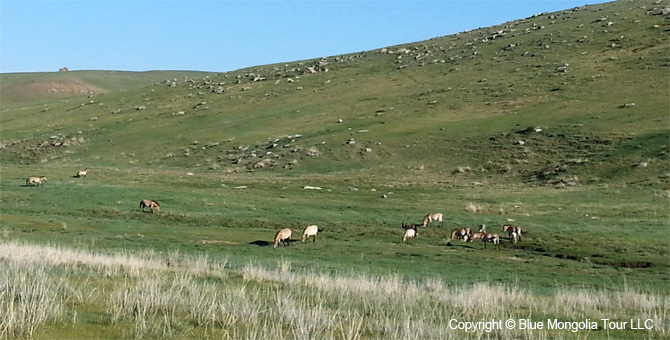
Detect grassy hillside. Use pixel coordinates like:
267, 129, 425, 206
0, 1, 668, 339
1, 1, 667, 186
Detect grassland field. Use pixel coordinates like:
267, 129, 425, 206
1, 0, 669, 339
1, 160, 668, 339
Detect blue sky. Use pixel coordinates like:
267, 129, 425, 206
0, 0, 611, 73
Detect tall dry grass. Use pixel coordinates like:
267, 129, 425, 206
0, 240, 667, 339
0, 266, 65, 339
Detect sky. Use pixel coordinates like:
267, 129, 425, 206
0, 0, 612, 74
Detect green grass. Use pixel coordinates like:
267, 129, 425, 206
1, 164, 666, 291
0, 0, 669, 338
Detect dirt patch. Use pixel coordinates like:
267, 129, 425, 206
0, 77, 110, 106
27, 78, 109, 97
195, 240, 239, 245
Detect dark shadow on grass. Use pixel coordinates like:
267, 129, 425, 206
250, 239, 300, 247
249, 240, 271, 247
445, 241, 477, 249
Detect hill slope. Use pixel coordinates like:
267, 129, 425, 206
1, 0, 668, 187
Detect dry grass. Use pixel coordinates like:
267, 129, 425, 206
0, 266, 65, 339
0, 240, 667, 339
465, 202, 486, 213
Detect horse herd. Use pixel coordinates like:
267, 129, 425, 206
26, 168, 160, 214
400, 213, 526, 250
25, 171, 525, 250
273, 213, 526, 250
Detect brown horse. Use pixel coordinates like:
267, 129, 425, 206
422, 213, 443, 227
450, 228, 471, 242
26, 176, 47, 186
274, 228, 292, 248
503, 224, 524, 243
469, 232, 486, 242
482, 233, 501, 250
139, 199, 160, 213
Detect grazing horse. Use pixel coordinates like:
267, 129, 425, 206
482, 233, 501, 250
26, 176, 47, 186
75, 168, 89, 178
450, 228, 471, 242
274, 228, 292, 248
402, 228, 417, 242
422, 213, 443, 227
402, 222, 420, 236
139, 199, 160, 213
503, 224, 524, 243
469, 232, 486, 242
302, 225, 319, 243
